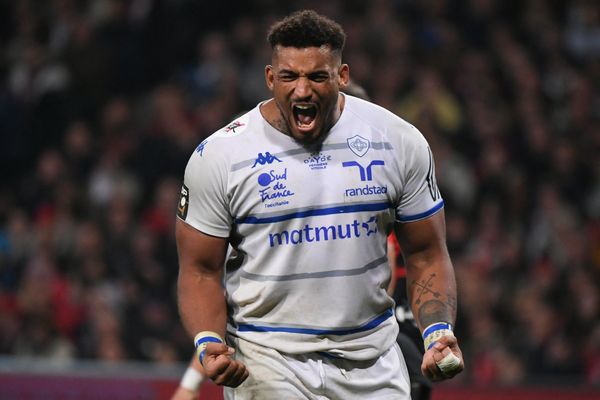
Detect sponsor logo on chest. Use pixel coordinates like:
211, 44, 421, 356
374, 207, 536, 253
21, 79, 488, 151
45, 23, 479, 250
257, 168, 295, 208
251, 151, 295, 208
304, 151, 331, 170
268, 216, 378, 247
342, 159, 388, 198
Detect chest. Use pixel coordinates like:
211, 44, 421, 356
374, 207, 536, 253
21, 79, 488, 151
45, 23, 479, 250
228, 144, 400, 219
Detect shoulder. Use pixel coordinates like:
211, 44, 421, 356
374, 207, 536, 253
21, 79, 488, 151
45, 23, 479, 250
187, 107, 260, 164
343, 95, 426, 145
206, 108, 255, 145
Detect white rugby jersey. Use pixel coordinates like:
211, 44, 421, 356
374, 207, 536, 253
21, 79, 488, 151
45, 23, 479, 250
179, 94, 444, 360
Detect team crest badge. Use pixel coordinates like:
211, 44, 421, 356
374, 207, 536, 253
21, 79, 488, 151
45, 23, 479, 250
347, 135, 370, 157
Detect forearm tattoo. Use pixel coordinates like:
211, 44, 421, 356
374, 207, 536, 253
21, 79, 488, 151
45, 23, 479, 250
410, 273, 457, 328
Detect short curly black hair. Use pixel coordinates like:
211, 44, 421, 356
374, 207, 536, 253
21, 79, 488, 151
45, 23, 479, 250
267, 10, 346, 53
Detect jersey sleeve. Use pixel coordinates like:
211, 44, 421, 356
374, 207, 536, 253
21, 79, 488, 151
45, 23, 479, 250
396, 130, 444, 223
177, 140, 232, 237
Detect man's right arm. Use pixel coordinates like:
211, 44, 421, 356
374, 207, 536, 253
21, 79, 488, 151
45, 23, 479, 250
176, 219, 248, 387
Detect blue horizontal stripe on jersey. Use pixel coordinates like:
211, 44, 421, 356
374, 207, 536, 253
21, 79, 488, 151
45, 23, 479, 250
237, 308, 394, 335
396, 201, 444, 222
235, 202, 393, 224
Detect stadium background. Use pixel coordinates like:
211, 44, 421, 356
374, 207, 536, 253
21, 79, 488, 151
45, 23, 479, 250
0, 0, 599, 398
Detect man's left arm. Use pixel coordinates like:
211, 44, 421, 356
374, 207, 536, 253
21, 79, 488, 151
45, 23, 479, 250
395, 210, 464, 381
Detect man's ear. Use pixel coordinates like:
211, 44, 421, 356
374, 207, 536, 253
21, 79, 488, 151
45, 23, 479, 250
338, 64, 350, 88
265, 65, 274, 91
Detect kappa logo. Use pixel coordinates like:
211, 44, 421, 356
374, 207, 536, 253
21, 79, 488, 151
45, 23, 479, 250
195, 139, 208, 156
252, 152, 282, 168
347, 135, 370, 157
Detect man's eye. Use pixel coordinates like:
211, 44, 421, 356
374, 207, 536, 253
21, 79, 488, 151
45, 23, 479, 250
310, 74, 329, 82
279, 75, 297, 82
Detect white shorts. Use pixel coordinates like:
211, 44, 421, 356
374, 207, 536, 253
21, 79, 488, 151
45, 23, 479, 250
224, 336, 411, 400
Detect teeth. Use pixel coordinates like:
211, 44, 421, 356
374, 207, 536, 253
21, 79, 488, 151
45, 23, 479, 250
295, 105, 313, 109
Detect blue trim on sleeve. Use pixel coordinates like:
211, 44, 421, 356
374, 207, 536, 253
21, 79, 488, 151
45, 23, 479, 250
397, 201, 444, 223
237, 308, 394, 336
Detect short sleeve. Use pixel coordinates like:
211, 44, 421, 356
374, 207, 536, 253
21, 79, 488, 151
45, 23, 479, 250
396, 131, 444, 223
177, 140, 232, 237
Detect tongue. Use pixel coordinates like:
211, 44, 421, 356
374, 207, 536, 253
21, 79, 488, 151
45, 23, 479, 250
298, 114, 314, 125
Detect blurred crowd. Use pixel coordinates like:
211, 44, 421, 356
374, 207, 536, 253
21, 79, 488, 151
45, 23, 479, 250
0, 0, 599, 387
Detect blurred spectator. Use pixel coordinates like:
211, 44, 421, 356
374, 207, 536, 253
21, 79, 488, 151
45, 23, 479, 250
63, 15, 112, 119
566, 0, 600, 60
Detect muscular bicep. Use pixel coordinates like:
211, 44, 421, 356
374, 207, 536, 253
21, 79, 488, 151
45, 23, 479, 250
176, 219, 230, 337
176, 218, 229, 278
394, 210, 447, 268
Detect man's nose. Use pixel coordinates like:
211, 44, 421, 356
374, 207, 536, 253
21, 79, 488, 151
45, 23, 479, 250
294, 77, 312, 99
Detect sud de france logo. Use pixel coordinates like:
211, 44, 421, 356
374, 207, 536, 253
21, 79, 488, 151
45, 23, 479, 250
257, 168, 294, 208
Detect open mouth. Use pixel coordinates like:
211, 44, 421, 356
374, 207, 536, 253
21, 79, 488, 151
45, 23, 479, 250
292, 104, 317, 131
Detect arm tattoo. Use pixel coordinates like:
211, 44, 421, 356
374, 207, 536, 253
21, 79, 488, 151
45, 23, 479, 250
445, 294, 457, 310
417, 299, 453, 329
411, 273, 457, 328
412, 273, 439, 305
